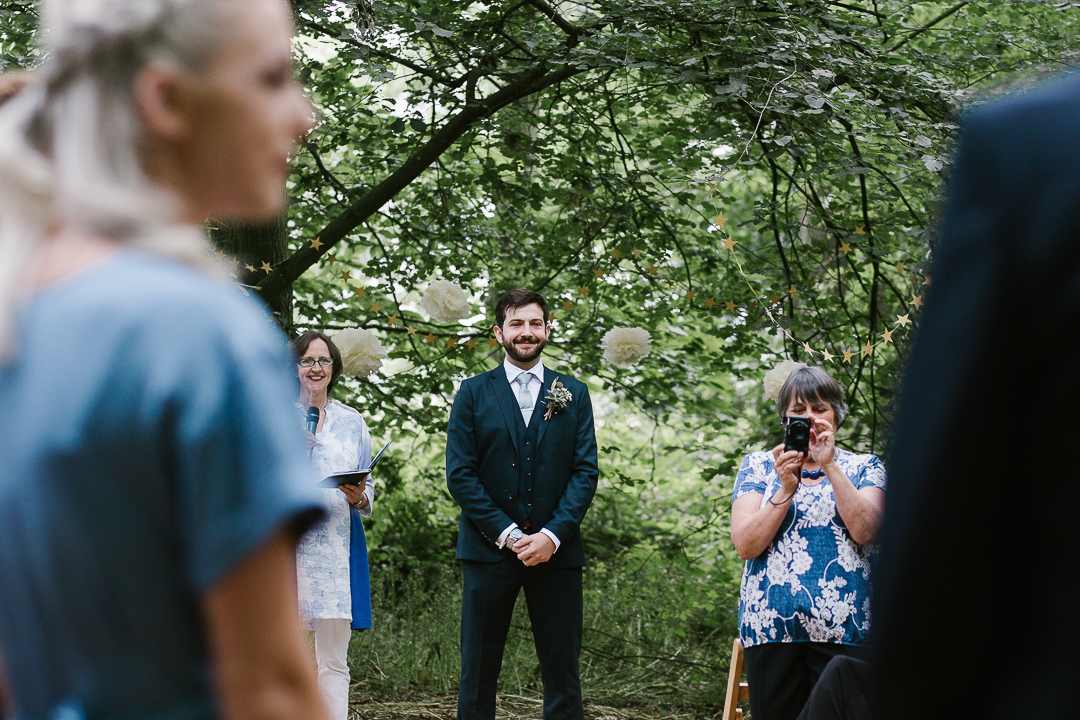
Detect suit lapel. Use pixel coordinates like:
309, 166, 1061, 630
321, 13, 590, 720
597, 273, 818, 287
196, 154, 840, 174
490, 368, 524, 453
534, 368, 552, 449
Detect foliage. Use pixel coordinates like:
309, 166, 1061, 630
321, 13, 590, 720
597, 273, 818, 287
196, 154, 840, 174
349, 544, 739, 706
3, 0, 1077, 457
284, 0, 1080, 459
362, 443, 459, 580
0, 0, 37, 71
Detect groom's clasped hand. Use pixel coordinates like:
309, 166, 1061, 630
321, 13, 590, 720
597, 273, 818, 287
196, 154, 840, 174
510, 532, 555, 566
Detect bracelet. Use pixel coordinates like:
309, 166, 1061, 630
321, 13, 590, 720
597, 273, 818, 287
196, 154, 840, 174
768, 490, 796, 506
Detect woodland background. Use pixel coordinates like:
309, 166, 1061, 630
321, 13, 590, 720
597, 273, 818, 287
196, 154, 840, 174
3, 0, 1079, 715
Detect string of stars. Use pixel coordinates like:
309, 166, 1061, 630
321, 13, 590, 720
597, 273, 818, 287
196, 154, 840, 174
704, 200, 926, 364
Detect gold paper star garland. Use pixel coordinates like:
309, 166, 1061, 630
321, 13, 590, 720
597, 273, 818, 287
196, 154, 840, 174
705, 202, 922, 364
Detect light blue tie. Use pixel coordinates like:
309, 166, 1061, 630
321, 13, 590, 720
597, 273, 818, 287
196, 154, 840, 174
515, 373, 534, 425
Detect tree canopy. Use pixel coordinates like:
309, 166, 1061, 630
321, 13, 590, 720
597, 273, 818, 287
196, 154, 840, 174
3, 0, 1076, 456
265, 0, 1079, 461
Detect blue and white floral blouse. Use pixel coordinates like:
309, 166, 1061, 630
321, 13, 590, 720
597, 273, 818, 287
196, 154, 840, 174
732, 448, 886, 648
296, 401, 373, 622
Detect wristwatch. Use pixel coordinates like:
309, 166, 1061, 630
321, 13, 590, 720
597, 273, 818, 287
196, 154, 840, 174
505, 527, 523, 549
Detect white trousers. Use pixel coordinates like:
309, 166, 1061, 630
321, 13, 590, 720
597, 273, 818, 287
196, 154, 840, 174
312, 618, 352, 720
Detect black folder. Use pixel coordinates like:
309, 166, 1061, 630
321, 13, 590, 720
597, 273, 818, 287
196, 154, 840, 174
316, 440, 392, 487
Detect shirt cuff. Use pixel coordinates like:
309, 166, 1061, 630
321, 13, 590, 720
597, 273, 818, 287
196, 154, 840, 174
539, 527, 561, 551
497, 522, 519, 549
357, 479, 374, 518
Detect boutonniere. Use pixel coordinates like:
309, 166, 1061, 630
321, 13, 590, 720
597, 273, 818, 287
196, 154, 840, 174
543, 378, 573, 420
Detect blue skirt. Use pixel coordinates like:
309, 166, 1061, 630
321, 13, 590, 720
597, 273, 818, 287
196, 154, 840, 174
349, 507, 372, 630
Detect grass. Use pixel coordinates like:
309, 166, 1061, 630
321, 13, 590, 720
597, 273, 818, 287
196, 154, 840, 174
346, 546, 740, 714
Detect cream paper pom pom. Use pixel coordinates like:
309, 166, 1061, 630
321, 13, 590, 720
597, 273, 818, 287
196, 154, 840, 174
332, 328, 388, 376
763, 359, 807, 402
420, 279, 471, 323
601, 327, 652, 365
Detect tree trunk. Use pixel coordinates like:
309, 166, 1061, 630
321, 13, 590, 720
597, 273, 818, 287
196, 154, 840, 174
208, 214, 293, 336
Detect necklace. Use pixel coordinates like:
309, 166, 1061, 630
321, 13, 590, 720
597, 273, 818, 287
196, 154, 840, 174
801, 468, 826, 480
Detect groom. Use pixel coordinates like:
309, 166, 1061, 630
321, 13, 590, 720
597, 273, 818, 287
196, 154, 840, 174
446, 289, 599, 720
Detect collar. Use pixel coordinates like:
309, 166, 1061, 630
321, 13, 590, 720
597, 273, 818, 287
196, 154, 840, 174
502, 357, 545, 385
295, 400, 334, 412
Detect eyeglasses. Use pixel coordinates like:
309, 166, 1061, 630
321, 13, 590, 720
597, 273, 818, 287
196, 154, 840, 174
298, 357, 334, 368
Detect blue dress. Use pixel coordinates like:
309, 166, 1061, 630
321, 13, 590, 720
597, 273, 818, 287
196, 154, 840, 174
0, 251, 323, 720
731, 448, 887, 648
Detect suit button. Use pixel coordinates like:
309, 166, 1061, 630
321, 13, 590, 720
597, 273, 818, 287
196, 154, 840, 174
527, 471, 532, 476
512, 462, 516, 467
509, 493, 515, 500
526, 439, 530, 444
526, 457, 531, 461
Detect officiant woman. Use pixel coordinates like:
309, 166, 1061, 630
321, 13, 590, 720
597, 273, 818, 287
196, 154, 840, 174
729, 364, 886, 720
291, 330, 376, 720
0, 0, 332, 716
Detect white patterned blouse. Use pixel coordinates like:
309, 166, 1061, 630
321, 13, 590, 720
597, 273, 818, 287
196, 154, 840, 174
731, 448, 886, 648
296, 401, 374, 622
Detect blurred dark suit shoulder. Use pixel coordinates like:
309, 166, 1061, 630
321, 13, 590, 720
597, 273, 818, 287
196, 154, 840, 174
875, 71, 1080, 720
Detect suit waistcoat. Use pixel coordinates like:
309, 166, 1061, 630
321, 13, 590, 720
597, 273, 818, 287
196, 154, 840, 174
447, 364, 598, 566
515, 408, 543, 523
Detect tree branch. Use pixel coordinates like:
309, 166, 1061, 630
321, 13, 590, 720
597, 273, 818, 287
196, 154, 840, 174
300, 18, 456, 86
522, 0, 580, 44
303, 141, 355, 199
827, 1, 887, 19
887, 2, 968, 53
863, 161, 924, 227
256, 62, 587, 300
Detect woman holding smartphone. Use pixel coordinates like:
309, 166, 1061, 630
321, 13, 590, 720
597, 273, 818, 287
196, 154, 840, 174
729, 363, 886, 720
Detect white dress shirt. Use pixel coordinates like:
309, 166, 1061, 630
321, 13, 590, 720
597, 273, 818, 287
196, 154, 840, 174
497, 357, 561, 552
503, 356, 544, 411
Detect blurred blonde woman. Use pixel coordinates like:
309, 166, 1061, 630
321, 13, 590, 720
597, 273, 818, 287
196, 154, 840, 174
0, 0, 332, 718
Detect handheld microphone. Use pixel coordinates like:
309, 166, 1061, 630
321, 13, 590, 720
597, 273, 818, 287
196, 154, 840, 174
306, 407, 319, 457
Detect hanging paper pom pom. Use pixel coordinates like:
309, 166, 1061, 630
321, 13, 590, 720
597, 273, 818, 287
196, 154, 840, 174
333, 328, 388, 376
420, 279, 471, 323
763, 359, 807, 402
601, 327, 652, 365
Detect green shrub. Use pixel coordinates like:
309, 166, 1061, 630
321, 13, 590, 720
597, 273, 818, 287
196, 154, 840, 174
348, 546, 740, 708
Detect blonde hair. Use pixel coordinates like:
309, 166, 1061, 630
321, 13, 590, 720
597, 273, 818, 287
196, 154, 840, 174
0, 0, 237, 356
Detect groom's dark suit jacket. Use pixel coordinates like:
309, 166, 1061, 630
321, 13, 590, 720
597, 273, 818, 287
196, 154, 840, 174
874, 72, 1080, 720
446, 365, 598, 567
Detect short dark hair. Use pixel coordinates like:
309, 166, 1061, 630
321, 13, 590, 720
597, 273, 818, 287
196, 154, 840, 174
777, 365, 849, 427
494, 289, 549, 329
289, 331, 344, 392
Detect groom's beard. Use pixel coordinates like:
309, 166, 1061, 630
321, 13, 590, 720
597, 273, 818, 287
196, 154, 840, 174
504, 335, 546, 364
